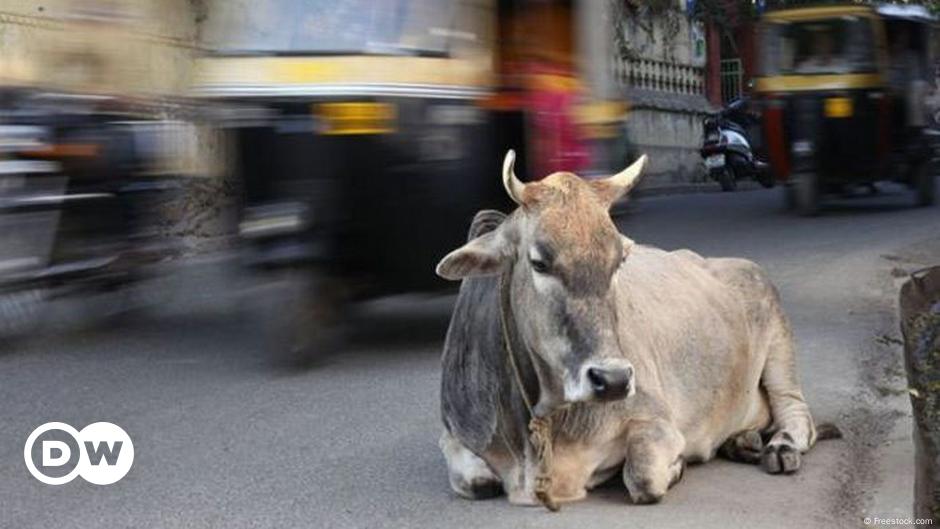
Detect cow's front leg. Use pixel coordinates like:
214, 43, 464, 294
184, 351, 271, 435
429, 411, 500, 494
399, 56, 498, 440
439, 430, 502, 500
759, 307, 817, 474
622, 420, 686, 504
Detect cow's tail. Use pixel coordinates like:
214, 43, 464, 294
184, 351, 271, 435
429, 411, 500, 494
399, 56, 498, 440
815, 422, 843, 441
468, 209, 507, 241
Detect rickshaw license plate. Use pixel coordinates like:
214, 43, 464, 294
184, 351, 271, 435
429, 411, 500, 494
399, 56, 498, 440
824, 97, 853, 118
705, 154, 725, 169
315, 102, 396, 135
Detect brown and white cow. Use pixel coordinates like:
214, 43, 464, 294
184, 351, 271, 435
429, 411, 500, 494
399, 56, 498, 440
436, 151, 821, 505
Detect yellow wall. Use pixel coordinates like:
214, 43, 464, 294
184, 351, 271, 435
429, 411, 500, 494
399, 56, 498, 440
0, 0, 199, 96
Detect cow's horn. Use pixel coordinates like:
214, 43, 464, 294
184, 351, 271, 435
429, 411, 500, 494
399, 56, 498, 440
605, 154, 648, 196
502, 149, 526, 205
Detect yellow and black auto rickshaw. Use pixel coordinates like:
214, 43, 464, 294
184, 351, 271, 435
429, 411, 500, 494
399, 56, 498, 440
755, 4, 938, 215
193, 0, 627, 354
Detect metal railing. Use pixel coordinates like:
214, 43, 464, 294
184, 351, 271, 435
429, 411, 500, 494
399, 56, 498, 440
720, 58, 743, 103
612, 58, 706, 95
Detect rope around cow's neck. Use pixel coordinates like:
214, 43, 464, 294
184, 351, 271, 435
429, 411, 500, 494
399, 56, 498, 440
498, 267, 560, 512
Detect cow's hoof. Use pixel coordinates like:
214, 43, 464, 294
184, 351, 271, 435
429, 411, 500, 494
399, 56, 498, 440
761, 443, 801, 474
626, 477, 667, 505
629, 488, 665, 505
456, 479, 503, 500
668, 458, 686, 488
720, 430, 764, 464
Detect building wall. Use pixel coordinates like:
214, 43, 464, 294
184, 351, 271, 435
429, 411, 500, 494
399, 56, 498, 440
611, 4, 713, 186
0, 1, 235, 243
0, 0, 200, 95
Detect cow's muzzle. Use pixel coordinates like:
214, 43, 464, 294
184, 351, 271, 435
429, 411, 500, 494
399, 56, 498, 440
586, 365, 634, 402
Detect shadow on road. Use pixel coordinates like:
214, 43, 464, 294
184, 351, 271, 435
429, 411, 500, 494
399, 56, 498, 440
810, 183, 930, 217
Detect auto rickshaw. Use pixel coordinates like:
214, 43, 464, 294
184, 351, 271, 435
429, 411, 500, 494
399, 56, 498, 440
193, 0, 628, 355
0, 0, 188, 334
755, 4, 938, 215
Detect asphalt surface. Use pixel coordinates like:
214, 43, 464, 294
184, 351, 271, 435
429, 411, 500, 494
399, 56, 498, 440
2, 183, 939, 529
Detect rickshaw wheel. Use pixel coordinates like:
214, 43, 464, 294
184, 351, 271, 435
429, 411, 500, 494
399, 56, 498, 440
261, 269, 347, 367
0, 289, 44, 338
782, 184, 797, 211
913, 162, 935, 207
793, 172, 820, 216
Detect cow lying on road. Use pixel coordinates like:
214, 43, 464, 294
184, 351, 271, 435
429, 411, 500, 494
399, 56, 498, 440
436, 151, 824, 506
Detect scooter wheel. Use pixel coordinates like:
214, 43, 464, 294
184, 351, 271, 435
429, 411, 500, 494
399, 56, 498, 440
757, 171, 775, 189
718, 168, 737, 192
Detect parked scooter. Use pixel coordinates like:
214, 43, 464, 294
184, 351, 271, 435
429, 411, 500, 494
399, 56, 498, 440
700, 97, 773, 191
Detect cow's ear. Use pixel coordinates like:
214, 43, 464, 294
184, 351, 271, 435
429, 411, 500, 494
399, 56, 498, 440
436, 230, 508, 280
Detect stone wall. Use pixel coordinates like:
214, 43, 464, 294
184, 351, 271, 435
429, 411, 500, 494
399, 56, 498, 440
611, 2, 714, 186
621, 91, 712, 185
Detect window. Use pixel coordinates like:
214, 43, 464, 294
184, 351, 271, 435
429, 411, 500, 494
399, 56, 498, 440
760, 16, 877, 76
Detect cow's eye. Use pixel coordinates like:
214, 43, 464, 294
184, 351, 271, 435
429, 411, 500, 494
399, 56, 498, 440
530, 258, 549, 274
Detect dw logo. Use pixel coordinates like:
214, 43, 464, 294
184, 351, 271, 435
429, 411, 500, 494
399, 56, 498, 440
24, 422, 134, 485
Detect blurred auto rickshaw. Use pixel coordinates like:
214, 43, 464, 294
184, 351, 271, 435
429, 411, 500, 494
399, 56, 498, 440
755, 4, 938, 215
0, 0, 188, 333
193, 0, 629, 356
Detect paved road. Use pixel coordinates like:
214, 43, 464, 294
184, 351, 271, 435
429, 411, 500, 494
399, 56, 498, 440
2, 184, 939, 529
